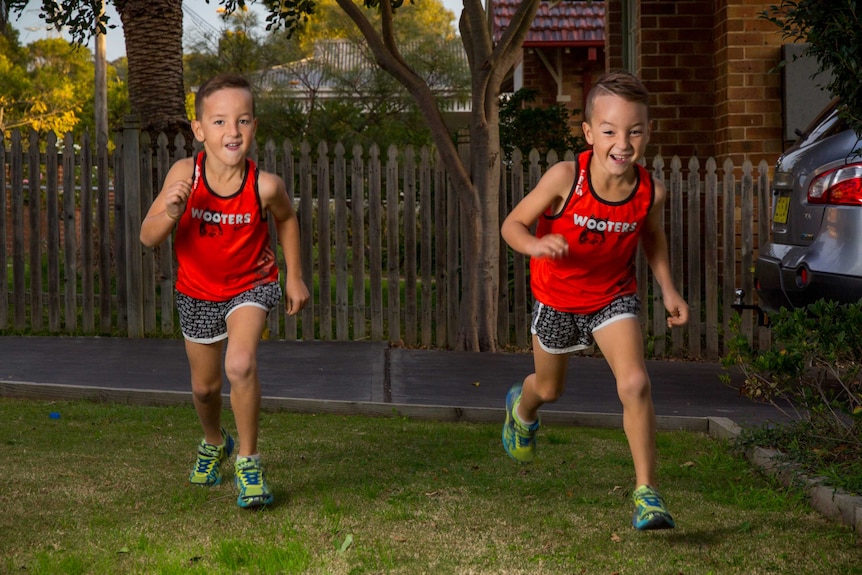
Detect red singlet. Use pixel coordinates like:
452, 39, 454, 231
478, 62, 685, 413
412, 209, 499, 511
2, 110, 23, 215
529, 150, 654, 314
174, 152, 278, 301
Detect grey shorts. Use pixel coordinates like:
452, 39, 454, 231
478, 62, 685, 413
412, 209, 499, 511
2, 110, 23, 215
176, 282, 282, 344
530, 295, 640, 354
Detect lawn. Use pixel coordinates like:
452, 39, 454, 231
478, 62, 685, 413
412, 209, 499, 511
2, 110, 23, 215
1, 398, 860, 575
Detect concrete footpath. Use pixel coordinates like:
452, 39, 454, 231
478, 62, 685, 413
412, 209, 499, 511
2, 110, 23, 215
0, 335, 780, 431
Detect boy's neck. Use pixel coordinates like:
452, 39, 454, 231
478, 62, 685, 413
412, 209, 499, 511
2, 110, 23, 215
588, 157, 637, 201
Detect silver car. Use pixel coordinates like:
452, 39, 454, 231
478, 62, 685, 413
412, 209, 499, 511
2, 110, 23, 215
755, 99, 862, 312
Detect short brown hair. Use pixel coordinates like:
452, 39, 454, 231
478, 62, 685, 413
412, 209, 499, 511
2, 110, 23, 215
584, 71, 650, 123
194, 73, 255, 120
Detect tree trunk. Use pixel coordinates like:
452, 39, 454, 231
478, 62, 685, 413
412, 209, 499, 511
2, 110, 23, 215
330, 0, 539, 351
115, 0, 191, 143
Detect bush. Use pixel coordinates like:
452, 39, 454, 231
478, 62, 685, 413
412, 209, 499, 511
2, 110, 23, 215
722, 300, 862, 494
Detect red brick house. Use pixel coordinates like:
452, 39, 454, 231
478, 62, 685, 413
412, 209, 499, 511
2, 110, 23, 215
492, 0, 606, 128
495, 0, 795, 170
605, 0, 788, 168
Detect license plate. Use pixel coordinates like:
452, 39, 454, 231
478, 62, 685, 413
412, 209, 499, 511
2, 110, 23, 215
773, 196, 790, 224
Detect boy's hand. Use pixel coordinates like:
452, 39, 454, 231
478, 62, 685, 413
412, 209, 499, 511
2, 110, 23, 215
284, 277, 310, 316
529, 233, 569, 260
664, 290, 690, 328
165, 178, 192, 221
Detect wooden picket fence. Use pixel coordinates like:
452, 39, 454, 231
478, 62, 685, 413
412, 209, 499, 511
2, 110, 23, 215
1, 127, 773, 359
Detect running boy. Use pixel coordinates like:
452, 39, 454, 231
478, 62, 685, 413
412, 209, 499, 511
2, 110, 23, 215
500, 71, 689, 529
140, 73, 309, 508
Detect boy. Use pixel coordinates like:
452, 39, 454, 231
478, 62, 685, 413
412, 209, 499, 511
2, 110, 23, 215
140, 73, 309, 508
500, 71, 689, 529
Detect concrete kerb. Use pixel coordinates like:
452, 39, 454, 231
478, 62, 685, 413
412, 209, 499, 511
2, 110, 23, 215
3, 380, 860, 536
0, 380, 708, 431
710, 414, 862, 537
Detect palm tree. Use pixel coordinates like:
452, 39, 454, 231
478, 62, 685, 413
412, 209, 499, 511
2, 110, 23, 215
2, 0, 190, 139
115, 0, 189, 138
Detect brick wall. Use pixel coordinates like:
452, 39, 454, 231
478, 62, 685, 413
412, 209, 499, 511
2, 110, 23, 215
713, 0, 784, 163
639, 0, 717, 160
605, 0, 785, 168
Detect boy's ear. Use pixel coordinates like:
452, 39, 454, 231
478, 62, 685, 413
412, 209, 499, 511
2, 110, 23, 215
191, 120, 205, 143
582, 121, 594, 145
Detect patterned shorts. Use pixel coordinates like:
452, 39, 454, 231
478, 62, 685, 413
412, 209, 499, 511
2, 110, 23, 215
176, 282, 282, 344
530, 294, 641, 354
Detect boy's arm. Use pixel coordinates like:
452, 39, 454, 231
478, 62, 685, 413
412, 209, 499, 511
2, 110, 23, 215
641, 180, 689, 327
501, 161, 573, 260
140, 158, 194, 248
259, 172, 310, 316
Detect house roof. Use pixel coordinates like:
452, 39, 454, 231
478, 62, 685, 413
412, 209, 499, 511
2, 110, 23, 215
492, 0, 605, 47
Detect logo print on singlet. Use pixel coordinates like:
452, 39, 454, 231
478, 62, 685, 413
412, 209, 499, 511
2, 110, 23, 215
574, 167, 587, 196
578, 214, 606, 245
572, 213, 639, 246
190, 207, 252, 237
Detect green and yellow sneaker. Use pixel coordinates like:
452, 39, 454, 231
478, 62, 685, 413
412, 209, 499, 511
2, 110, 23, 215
632, 484, 675, 530
189, 428, 235, 486
235, 456, 274, 508
502, 384, 540, 463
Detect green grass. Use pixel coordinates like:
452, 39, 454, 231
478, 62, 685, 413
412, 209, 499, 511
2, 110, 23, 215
1, 398, 860, 575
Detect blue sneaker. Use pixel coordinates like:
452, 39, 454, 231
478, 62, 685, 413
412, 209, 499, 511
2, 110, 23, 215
632, 485, 675, 530
502, 384, 540, 463
235, 456, 274, 508
189, 428, 235, 486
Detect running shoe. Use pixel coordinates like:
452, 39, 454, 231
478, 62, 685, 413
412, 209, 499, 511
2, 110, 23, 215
631, 484, 675, 530
189, 428, 235, 486
235, 456, 274, 508
502, 384, 540, 463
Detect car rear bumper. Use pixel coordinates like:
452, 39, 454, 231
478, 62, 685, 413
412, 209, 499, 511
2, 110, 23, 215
755, 246, 862, 312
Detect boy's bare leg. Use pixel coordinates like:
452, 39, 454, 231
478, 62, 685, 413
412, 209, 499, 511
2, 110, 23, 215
517, 334, 569, 422
592, 318, 656, 488
185, 339, 226, 446
224, 305, 268, 457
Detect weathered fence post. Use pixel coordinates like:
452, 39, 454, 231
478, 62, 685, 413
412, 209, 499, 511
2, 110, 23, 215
350, 144, 366, 342
61, 133, 77, 333
386, 145, 401, 344
46, 132, 61, 333
317, 141, 332, 340
27, 130, 43, 332
123, 116, 144, 337
0, 134, 7, 330
687, 156, 703, 358
333, 142, 349, 341
721, 158, 737, 355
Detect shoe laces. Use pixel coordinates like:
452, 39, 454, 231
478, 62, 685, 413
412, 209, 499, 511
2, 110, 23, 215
236, 460, 262, 487
512, 419, 537, 447
634, 486, 665, 511
194, 445, 222, 473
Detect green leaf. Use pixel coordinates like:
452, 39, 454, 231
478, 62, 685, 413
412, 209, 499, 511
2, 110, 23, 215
338, 534, 353, 554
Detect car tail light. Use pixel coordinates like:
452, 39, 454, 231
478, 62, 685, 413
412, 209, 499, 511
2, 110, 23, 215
808, 163, 862, 205
796, 267, 809, 288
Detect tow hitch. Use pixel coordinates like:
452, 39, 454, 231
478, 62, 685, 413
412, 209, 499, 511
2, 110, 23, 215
731, 289, 770, 327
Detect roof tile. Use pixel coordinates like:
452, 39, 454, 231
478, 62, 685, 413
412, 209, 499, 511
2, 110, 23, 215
492, 0, 605, 46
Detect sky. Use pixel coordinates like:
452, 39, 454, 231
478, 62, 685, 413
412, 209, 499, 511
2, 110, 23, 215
8, 0, 465, 62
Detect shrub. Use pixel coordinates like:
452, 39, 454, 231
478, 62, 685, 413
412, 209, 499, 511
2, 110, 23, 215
722, 300, 862, 494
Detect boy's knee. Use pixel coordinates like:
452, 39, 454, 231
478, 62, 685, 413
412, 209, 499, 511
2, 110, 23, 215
191, 383, 221, 403
530, 379, 566, 404
616, 373, 651, 402
224, 352, 256, 383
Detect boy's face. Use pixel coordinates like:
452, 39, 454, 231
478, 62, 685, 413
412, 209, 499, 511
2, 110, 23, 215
191, 87, 257, 167
582, 93, 651, 179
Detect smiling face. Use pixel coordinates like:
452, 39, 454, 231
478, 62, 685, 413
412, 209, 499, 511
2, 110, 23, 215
191, 86, 257, 168
582, 92, 651, 180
